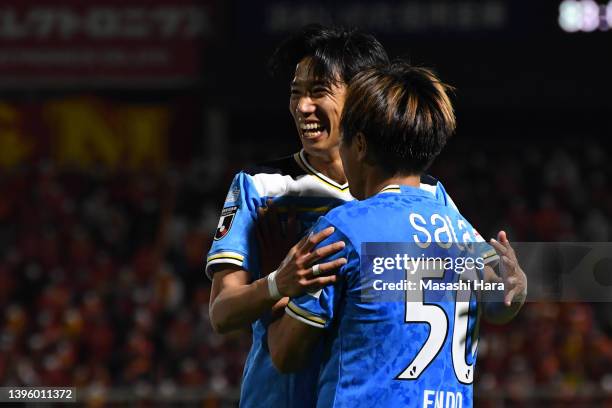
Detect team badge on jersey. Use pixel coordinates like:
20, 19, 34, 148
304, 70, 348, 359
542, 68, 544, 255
214, 206, 238, 240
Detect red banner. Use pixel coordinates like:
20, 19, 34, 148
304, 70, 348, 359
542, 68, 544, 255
0, 0, 215, 87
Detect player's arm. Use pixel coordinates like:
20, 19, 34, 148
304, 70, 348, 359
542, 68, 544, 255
268, 312, 323, 373
209, 265, 280, 334
481, 230, 527, 324
209, 227, 345, 334
208, 172, 343, 333
268, 219, 350, 373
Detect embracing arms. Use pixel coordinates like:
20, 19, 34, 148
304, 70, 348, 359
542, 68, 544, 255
209, 223, 346, 334
481, 231, 527, 324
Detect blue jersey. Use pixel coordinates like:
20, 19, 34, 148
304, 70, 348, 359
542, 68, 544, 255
206, 151, 490, 408
287, 185, 498, 408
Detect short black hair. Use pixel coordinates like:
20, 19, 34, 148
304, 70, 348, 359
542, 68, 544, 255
341, 62, 456, 175
268, 24, 389, 85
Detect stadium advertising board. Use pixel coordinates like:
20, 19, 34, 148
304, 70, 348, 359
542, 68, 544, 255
234, 0, 517, 38
0, 98, 172, 170
0, 0, 215, 87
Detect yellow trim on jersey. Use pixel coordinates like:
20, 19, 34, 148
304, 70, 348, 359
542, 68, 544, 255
294, 151, 349, 192
207, 252, 245, 262
286, 301, 327, 325
481, 249, 497, 259
379, 184, 402, 193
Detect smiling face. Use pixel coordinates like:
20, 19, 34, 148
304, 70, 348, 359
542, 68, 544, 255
289, 57, 347, 157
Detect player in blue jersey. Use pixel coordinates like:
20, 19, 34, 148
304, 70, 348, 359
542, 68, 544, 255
207, 25, 391, 408
206, 25, 508, 407
267, 63, 527, 407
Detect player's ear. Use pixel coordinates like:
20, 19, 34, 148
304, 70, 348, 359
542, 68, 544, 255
355, 132, 367, 161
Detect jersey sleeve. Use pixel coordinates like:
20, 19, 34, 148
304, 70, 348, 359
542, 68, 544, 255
472, 229, 499, 267
285, 217, 356, 329
205, 172, 261, 280
432, 178, 458, 211
435, 179, 499, 266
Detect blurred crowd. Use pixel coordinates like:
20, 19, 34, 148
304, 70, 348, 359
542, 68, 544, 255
0, 138, 611, 406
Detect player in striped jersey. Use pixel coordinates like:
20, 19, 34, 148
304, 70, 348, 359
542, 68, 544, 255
206, 25, 496, 407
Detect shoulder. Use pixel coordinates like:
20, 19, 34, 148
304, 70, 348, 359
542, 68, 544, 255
323, 199, 363, 223
420, 174, 459, 210
235, 154, 308, 198
419, 173, 440, 199
324, 193, 409, 222
319, 198, 384, 241
420, 173, 439, 187
243, 154, 306, 179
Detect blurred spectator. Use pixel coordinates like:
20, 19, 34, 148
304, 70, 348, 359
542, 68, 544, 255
0, 139, 610, 405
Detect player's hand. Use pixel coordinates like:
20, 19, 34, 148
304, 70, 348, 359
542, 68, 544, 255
256, 199, 299, 276
489, 231, 527, 307
274, 226, 346, 298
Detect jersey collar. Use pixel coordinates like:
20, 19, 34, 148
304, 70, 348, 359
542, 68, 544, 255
377, 183, 433, 198
378, 184, 402, 193
294, 150, 349, 192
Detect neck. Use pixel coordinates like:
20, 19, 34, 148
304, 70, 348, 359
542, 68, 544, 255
303, 150, 347, 185
362, 171, 421, 199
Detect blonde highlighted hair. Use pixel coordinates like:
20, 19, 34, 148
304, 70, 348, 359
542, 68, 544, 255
341, 62, 455, 175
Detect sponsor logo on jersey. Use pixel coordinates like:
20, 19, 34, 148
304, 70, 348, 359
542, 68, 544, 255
214, 206, 238, 240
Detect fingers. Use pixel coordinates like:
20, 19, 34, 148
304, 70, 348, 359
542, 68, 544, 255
305, 257, 347, 279
489, 238, 507, 256
504, 286, 519, 307
300, 226, 336, 253
301, 240, 345, 267
302, 275, 337, 290
497, 230, 508, 243
496, 230, 513, 252
498, 230, 514, 257
490, 236, 515, 259
501, 255, 517, 271
317, 257, 347, 274
295, 230, 312, 249
278, 256, 345, 296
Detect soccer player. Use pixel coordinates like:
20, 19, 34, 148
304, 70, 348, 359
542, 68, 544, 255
206, 25, 500, 407
207, 25, 390, 408
267, 63, 527, 407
